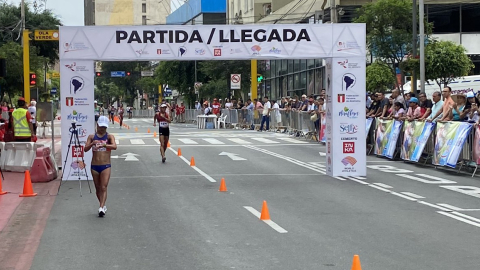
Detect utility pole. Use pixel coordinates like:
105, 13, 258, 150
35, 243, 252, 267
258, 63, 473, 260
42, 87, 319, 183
419, 0, 425, 93
330, 0, 337, 23
412, 0, 417, 94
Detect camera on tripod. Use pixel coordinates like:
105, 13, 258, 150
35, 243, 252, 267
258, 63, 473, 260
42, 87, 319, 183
71, 121, 82, 129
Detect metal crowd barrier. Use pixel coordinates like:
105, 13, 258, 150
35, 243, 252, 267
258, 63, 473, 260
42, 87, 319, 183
365, 118, 479, 176
131, 109, 156, 118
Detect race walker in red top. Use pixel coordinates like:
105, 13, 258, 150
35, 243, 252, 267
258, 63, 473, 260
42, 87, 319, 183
153, 104, 171, 163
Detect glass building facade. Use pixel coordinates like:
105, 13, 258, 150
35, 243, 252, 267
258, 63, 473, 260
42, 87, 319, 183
262, 59, 325, 100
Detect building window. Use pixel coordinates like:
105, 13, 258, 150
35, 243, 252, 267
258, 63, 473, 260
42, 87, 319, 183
461, 4, 480, 32
427, 4, 460, 33
142, 3, 146, 13
142, 15, 147, 25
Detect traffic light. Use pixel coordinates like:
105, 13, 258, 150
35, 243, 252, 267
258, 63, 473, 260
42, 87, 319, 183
257, 74, 263, 82
29, 73, 37, 86
126, 72, 131, 76
96, 72, 102, 77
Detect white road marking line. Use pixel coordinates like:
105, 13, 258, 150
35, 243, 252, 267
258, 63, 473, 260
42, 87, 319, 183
277, 138, 308, 144
228, 138, 252, 144
372, 183, 393, 189
437, 211, 480, 228
130, 139, 145, 145
368, 185, 392, 193
450, 211, 480, 223
155, 139, 160, 144
319, 152, 326, 156
168, 148, 216, 183
415, 174, 457, 184
418, 201, 452, 211
390, 192, 418, 201
396, 174, 456, 184
178, 139, 198, 144
401, 192, 425, 199
353, 176, 366, 180
251, 138, 280, 144
335, 177, 347, 181
115, 140, 119, 145
244, 146, 326, 174
346, 177, 369, 185
243, 206, 288, 233
437, 204, 463, 211
203, 138, 225, 144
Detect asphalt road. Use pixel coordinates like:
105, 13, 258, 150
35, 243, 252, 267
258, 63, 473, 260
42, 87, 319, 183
31, 120, 480, 270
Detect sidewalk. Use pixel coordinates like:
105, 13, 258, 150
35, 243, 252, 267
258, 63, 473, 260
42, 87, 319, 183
0, 138, 63, 270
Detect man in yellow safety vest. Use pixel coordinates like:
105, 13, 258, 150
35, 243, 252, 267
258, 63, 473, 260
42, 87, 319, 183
12, 97, 34, 142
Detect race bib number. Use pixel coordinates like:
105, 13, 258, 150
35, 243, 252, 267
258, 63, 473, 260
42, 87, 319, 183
159, 121, 169, 128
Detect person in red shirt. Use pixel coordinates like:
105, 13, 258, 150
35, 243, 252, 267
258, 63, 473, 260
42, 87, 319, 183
212, 98, 221, 116
175, 102, 186, 122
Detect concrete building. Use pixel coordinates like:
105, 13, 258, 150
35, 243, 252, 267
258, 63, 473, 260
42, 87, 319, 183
84, 0, 171, 26
166, 0, 226, 25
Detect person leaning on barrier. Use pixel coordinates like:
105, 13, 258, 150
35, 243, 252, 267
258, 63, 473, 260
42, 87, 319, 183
12, 97, 35, 142
418, 93, 433, 119
404, 97, 422, 122
375, 92, 390, 118
423, 91, 444, 122
465, 92, 480, 124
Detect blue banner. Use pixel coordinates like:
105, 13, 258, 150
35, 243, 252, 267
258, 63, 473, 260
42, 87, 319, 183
383, 120, 403, 159
410, 122, 435, 162
433, 122, 473, 168
366, 118, 374, 137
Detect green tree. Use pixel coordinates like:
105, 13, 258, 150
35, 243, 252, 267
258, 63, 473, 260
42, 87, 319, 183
0, 41, 47, 101
95, 81, 123, 105
354, 0, 432, 89
0, 1, 62, 63
155, 61, 196, 106
366, 62, 396, 93
424, 40, 474, 90
199, 60, 251, 99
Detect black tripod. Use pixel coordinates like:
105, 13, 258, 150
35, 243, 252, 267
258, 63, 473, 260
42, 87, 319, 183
59, 122, 92, 196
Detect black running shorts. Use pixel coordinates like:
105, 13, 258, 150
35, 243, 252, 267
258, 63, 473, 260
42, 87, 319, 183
158, 127, 170, 136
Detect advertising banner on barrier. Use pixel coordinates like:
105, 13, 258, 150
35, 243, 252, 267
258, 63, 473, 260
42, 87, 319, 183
59, 24, 366, 61
366, 118, 373, 137
474, 126, 480, 164
60, 60, 94, 181
326, 57, 366, 177
433, 122, 472, 168
401, 121, 435, 162
374, 118, 402, 158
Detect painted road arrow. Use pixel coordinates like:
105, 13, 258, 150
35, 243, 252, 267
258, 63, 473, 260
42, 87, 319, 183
219, 152, 247, 161
111, 153, 140, 161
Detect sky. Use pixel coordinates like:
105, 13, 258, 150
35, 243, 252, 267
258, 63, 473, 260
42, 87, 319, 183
8, 0, 84, 26
7, 0, 182, 26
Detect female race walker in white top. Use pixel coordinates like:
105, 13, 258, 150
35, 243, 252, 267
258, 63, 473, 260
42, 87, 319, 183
84, 116, 117, 217
153, 104, 171, 163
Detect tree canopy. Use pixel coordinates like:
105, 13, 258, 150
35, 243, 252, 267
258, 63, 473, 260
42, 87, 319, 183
366, 62, 396, 93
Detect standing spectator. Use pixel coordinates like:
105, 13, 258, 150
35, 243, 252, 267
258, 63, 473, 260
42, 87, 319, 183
272, 100, 281, 128
405, 97, 422, 121
375, 92, 390, 117
212, 98, 221, 116
176, 102, 186, 122
451, 94, 467, 121
431, 86, 455, 122
300, 95, 309, 111
367, 94, 380, 118
259, 96, 271, 131
94, 101, 100, 125
391, 89, 405, 107
424, 91, 444, 122
465, 92, 480, 123
225, 99, 233, 109
243, 99, 255, 129
28, 100, 37, 135
418, 93, 433, 119
195, 101, 201, 110
12, 97, 34, 142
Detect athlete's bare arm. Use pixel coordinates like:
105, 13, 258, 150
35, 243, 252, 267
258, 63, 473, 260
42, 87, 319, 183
84, 135, 95, 152
105, 134, 117, 150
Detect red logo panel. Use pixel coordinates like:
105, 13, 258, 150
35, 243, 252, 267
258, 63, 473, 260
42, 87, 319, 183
343, 142, 355, 154
72, 146, 84, 157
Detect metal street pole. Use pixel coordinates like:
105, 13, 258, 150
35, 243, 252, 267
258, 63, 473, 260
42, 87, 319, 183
330, 0, 337, 23
419, 0, 425, 93
412, 0, 417, 93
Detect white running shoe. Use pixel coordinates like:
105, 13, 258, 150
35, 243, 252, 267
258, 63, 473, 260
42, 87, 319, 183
98, 207, 105, 217
103, 206, 107, 213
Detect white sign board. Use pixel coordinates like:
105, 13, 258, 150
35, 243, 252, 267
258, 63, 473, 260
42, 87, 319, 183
141, 70, 154, 76
60, 24, 366, 178
60, 60, 94, 181
325, 57, 366, 177
231, 74, 241, 90
59, 24, 366, 60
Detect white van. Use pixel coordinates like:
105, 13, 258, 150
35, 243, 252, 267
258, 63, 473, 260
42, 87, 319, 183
402, 75, 480, 98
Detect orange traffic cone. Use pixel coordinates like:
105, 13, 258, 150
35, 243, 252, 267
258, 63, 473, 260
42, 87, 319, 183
260, 200, 270, 220
167, 141, 171, 147
177, 148, 182, 156
154, 131, 157, 137
219, 178, 227, 192
147, 128, 151, 133
0, 174, 7, 195
19, 170, 37, 197
351, 255, 362, 270
190, 157, 195, 166
135, 127, 138, 132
